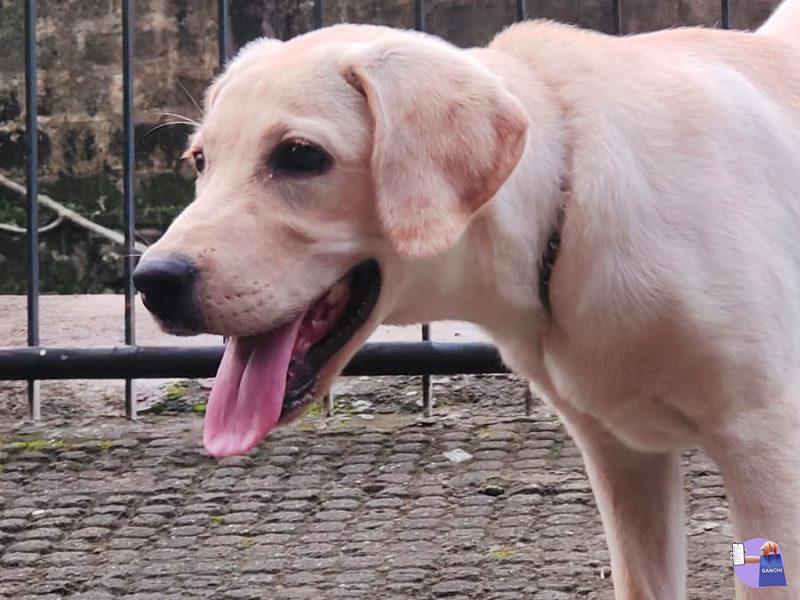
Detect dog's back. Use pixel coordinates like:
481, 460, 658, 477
760, 0, 800, 38
492, 3, 800, 124
632, 21, 800, 125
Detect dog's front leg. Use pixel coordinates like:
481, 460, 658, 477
553, 398, 686, 599
705, 417, 800, 600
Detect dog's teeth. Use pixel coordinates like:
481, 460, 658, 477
327, 280, 349, 306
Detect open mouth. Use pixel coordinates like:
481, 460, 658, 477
203, 259, 381, 457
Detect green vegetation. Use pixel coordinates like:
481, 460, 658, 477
305, 402, 325, 418
8, 438, 66, 452
489, 546, 516, 561
95, 439, 114, 451
165, 382, 188, 402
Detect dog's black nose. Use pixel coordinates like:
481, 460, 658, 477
133, 255, 197, 324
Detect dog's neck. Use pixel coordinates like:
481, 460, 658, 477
392, 138, 569, 344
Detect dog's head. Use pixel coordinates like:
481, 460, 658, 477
133, 25, 528, 457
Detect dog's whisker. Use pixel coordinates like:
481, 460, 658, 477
156, 111, 201, 127
145, 121, 196, 137
177, 80, 204, 116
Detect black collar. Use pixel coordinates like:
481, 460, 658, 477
538, 204, 566, 315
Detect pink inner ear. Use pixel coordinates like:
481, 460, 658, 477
486, 109, 529, 198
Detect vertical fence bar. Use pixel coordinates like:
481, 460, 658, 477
315, 0, 334, 417
314, 0, 324, 29
721, 0, 730, 29
421, 323, 433, 416
413, 0, 433, 417
24, 0, 40, 421
311, 0, 335, 416
122, 0, 137, 419
311, 0, 332, 415
517, 0, 531, 416
515, 0, 526, 21
524, 387, 535, 417
218, 0, 230, 67
415, 0, 426, 32
214, 5, 247, 411
611, 0, 622, 35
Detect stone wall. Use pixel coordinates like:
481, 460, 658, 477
0, 0, 783, 292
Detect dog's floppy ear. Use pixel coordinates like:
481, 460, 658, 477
343, 39, 529, 258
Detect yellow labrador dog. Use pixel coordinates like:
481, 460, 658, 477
134, 1, 800, 597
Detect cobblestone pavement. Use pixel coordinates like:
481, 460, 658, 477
0, 375, 735, 599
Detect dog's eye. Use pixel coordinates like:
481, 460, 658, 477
192, 150, 205, 174
270, 140, 332, 175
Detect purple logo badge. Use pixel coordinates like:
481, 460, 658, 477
731, 538, 789, 589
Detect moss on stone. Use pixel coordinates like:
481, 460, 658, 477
0, 171, 195, 293
137, 173, 194, 227
8, 438, 66, 452
305, 403, 325, 418
95, 439, 114, 451
489, 546, 516, 561
165, 382, 188, 402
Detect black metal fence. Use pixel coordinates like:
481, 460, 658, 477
2, 0, 732, 421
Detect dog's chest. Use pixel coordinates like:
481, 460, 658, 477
545, 354, 702, 451
497, 329, 711, 452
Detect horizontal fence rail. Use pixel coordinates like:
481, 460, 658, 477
0, 343, 508, 380
7, 0, 736, 420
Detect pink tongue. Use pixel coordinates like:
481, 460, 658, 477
203, 314, 305, 458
